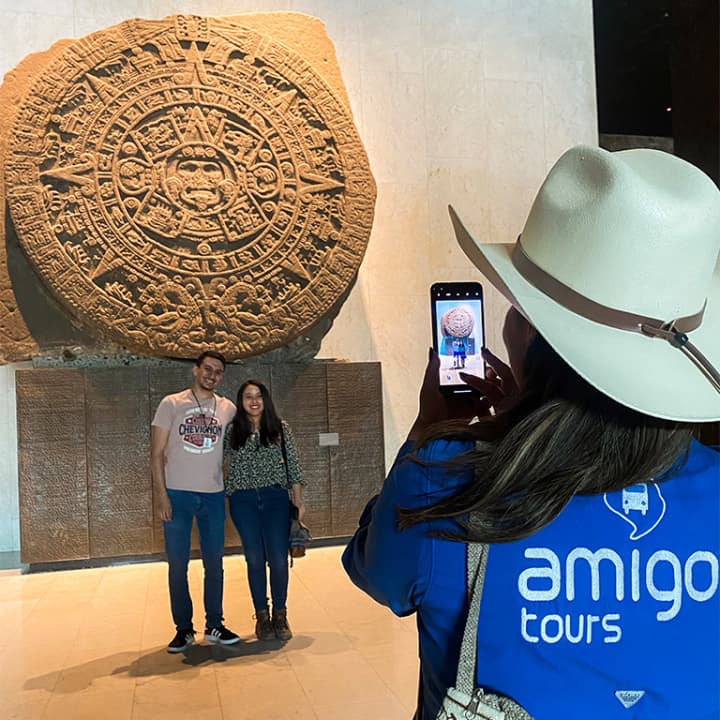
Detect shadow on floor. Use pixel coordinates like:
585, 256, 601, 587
24, 636, 318, 693
178, 637, 291, 667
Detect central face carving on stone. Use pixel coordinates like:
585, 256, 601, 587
5, 14, 376, 359
115, 100, 285, 253
165, 144, 237, 214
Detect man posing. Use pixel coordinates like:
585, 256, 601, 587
151, 350, 240, 653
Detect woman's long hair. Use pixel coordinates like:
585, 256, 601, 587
399, 334, 693, 544
229, 380, 283, 450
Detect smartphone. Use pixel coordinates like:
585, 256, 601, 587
431, 282, 485, 393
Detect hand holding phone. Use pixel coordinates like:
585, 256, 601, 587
407, 347, 492, 442
430, 282, 485, 394
459, 346, 518, 413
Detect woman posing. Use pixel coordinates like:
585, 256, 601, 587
225, 379, 305, 641
343, 145, 720, 719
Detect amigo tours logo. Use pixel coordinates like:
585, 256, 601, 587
518, 546, 719, 645
516, 485, 718, 645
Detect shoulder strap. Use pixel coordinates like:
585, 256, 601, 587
279, 424, 290, 484
455, 542, 489, 695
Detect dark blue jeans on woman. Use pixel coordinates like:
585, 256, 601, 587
163, 489, 226, 631
228, 484, 290, 612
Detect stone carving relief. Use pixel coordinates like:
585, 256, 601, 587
2, 13, 376, 360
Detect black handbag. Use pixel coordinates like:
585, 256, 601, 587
289, 504, 312, 560
281, 427, 312, 563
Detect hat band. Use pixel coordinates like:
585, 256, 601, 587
512, 241, 720, 394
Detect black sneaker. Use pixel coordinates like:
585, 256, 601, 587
167, 629, 195, 654
204, 625, 241, 645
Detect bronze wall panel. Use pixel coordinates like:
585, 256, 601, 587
222, 363, 271, 398
272, 364, 332, 538
17, 362, 384, 564
327, 363, 385, 536
148, 367, 194, 407
16, 369, 88, 563
85, 369, 153, 557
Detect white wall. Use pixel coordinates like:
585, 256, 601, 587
0, 0, 597, 551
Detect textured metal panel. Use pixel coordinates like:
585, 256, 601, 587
327, 363, 385, 536
85, 368, 153, 557
16, 369, 89, 563
221, 363, 271, 401
148, 366, 193, 409
17, 361, 382, 564
271, 364, 332, 538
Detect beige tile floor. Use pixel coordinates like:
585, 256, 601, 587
0, 546, 419, 720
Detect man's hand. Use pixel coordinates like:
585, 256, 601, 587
158, 491, 172, 522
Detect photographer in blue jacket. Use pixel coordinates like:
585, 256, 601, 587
343, 145, 720, 719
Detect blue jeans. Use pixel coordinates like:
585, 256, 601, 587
228, 485, 290, 612
163, 489, 226, 631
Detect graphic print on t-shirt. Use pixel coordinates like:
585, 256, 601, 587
178, 410, 222, 454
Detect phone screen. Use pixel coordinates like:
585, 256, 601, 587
431, 282, 485, 392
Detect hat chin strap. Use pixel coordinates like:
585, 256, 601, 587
512, 241, 720, 394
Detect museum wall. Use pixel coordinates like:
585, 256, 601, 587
0, 0, 597, 552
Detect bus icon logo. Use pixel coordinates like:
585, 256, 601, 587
622, 483, 649, 516
604, 480, 664, 540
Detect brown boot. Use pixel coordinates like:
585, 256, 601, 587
255, 609, 274, 641
272, 608, 292, 640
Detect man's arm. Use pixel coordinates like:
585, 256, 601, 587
151, 425, 172, 521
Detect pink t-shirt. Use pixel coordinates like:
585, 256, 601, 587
152, 389, 236, 492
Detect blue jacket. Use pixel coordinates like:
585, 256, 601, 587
342, 438, 720, 719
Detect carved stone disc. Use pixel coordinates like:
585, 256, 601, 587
5, 14, 376, 359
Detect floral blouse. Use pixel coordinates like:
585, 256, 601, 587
224, 419, 305, 493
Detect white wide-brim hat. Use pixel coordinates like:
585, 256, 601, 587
450, 144, 720, 422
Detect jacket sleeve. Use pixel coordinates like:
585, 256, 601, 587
342, 439, 472, 617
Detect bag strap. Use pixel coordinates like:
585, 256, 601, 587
279, 424, 290, 485
455, 542, 489, 695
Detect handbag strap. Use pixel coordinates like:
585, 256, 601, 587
279, 424, 290, 485
455, 542, 489, 695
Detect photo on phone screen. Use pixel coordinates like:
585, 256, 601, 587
431, 282, 485, 392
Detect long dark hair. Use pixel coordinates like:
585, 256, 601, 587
228, 380, 283, 450
399, 334, 693, 543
